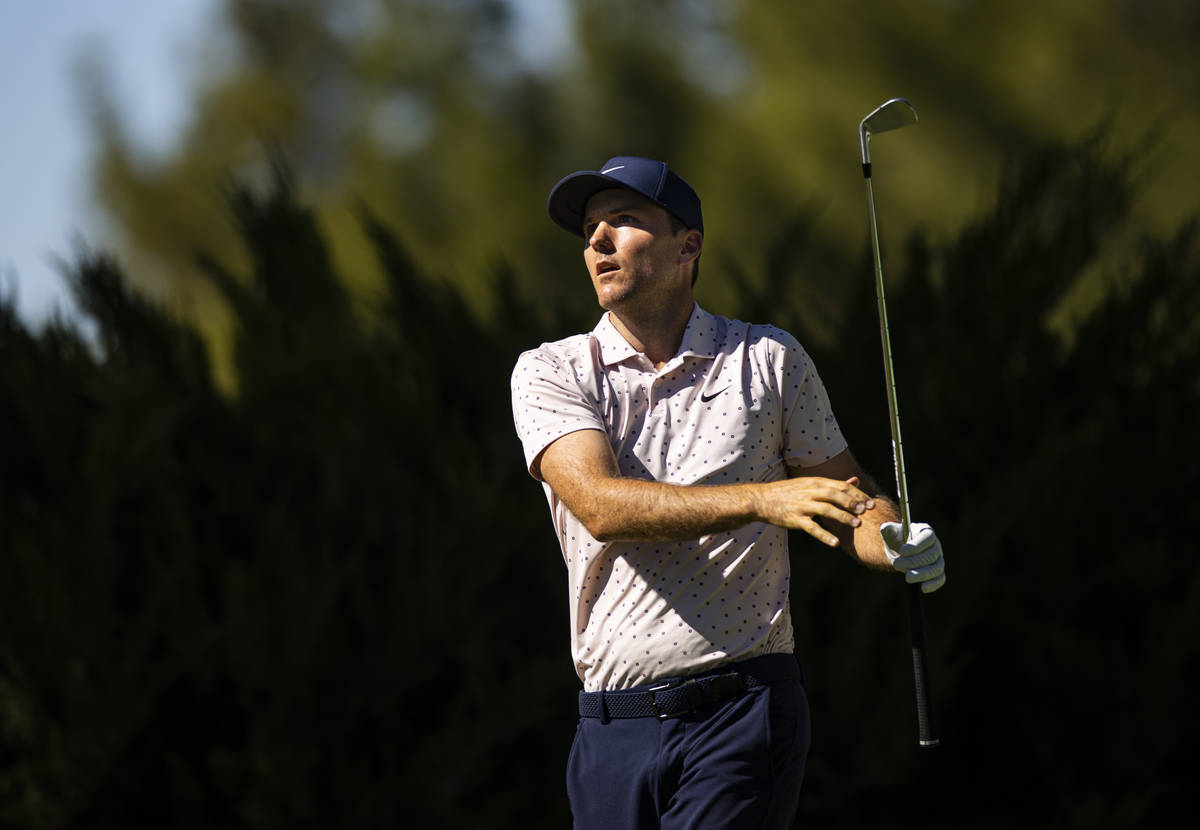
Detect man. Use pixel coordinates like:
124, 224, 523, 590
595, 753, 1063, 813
510, 156, 945, 828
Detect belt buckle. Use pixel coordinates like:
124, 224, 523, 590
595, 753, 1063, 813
650, 673, 745, 719
646, 681, 679, 720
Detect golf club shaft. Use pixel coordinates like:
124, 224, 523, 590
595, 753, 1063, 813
864, 178, 911, 533
864, 174, 939, 748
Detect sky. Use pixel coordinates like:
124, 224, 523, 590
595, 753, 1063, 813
0, 0, 217, 326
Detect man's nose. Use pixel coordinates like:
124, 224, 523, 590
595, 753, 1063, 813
587, 222, 615, 252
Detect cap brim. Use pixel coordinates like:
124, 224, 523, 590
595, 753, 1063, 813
547, 172, 638, 237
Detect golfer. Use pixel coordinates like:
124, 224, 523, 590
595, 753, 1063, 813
510, 156, 945, 829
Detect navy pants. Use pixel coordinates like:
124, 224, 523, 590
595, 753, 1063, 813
567, 654, 810, 829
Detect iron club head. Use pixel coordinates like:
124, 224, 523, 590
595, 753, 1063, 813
859, 98, 918, 169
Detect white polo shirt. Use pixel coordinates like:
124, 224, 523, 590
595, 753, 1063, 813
511, 304, 847, 691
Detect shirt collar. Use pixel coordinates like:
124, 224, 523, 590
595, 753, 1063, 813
593, 303, 719, 367
676, 303, 720, 359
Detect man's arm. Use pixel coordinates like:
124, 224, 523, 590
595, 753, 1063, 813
788, 452, 898, 570
536, 429, 873, 546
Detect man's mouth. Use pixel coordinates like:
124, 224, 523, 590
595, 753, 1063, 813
596, 261, 619, 276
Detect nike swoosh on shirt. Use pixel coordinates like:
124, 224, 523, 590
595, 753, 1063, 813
700, 386, 731, 403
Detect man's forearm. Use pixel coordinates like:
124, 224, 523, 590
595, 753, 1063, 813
564, 473, 876, 550
830, 495, 900, 569
539, 431, 875, 547
571, 477, 762, 542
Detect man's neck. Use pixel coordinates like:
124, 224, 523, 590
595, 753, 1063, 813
608, 299, 695, 369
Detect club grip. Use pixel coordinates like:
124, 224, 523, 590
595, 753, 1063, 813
907, 584, 939, 747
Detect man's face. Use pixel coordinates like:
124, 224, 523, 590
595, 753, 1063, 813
581, 189, 691, 312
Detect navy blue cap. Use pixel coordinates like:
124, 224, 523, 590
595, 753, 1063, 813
547, 156, 703, 238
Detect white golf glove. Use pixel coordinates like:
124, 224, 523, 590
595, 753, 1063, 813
880, 522, 946, 594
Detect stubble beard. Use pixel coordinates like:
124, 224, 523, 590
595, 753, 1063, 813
596, 278, 688, 331
595, 282, 633, 312
592, 268, 643, 312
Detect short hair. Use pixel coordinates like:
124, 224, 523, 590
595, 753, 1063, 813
668, 214, 702, 286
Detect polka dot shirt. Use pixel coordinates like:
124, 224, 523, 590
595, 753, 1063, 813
510, 304, 847, 691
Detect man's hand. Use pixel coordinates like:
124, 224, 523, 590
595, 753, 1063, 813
880, 522, 946, 593
757, 475, 875, 548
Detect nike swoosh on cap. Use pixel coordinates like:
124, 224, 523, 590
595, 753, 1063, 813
600, 166, 626, 174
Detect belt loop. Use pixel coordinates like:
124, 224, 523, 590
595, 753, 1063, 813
599, 692, 610, 725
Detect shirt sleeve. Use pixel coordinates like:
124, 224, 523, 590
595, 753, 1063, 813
511, 345, 607, 479
772, 330, 848, 468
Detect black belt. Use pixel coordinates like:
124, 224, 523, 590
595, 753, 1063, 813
579, 670, 762, 721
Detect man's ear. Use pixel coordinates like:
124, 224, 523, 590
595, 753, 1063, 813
680, 230, 703, 263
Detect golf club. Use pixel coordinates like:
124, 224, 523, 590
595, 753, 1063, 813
859, 97, 939, 748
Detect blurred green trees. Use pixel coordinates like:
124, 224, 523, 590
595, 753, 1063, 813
3, 131, 1197, 827
2, 168, 582, 828
81, 0, 1198, 373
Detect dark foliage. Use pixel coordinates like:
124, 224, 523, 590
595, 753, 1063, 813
1, 139, 1195, 828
